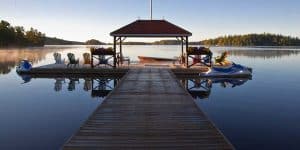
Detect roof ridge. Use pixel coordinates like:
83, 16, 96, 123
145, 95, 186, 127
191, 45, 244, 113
163, 20, 192, 34
110, 19, 192, 37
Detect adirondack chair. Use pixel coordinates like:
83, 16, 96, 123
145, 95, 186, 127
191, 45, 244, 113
53, 52, 65, 64
117, 52, 130, 66
192, 55, 201, 64
67, 53, 79, 67
83, 53, 91, 64
215, 51, 229, 65
99, 55, 108, 65
122, 56, 130, 65
180, 53, 185, 64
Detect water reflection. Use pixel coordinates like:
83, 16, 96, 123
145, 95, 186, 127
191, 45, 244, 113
67, 78, 80, 91
218, 50, 300, 58
54, 78, 66, 92
20, 75, 120, 98
20, 74, 33, 84
91, 78, 118, 98
2, 46, 300, 149
83, 78, 92, 91
180, 77, 250, 99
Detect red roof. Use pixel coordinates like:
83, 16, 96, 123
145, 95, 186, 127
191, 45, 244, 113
110, 20, 192, 37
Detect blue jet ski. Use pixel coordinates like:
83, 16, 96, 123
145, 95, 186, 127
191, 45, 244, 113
201, 62, 252, 78
16, 60, 32, 73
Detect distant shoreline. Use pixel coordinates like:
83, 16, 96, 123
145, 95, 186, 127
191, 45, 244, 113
2, 20, 300, 48
45, 44, 300, 47
1, 45, 299, 48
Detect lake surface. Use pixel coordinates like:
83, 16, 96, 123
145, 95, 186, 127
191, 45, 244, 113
0, 45, 300, 149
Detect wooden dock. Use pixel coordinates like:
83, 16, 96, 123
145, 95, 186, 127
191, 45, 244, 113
18, 64, 129, 77
62, 68, 233, 149
18, 64, 209, 78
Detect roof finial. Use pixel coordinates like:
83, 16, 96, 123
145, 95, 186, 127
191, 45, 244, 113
150, 0, 153, 20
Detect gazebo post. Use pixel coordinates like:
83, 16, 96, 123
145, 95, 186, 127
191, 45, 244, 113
113, 36, 117, 68
119, 37, 123, 65
181, 37, 184, 64
185, 36, 189, 68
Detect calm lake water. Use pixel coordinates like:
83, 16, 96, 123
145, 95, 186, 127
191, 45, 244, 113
0, 45, 300, 149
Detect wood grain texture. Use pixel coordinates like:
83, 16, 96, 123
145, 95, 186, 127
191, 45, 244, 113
62, 68, 233, 149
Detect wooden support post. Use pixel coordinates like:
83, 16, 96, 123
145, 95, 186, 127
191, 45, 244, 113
181, 37, 184, 64
185, 36, 189, 68
113, 36, 117, 68
92, 78, 94, 90
91, 54, 94, 68
119, 38, 123, 65
114, 79, 117, 88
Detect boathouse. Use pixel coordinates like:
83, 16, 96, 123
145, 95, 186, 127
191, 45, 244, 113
110, 19, 192, 67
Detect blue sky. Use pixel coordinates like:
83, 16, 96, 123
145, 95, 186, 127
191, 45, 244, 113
1, 0, 299, 42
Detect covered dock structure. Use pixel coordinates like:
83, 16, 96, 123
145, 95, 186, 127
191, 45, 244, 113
110, 19, 192, 68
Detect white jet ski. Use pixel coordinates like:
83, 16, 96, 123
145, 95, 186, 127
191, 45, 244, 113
201, 62, 252, 78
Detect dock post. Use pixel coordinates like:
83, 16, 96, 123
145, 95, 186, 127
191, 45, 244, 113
119, 37, 123, 65
181, 37, 184, 64
186, 36, 189, 68
113, 36, 117, 68
91, 55, 94, 68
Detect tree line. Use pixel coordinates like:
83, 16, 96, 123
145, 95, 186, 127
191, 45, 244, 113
2, 19, 300, 47
45, 37, 84, 45
85, 39, 105, 45
0, 20, 45, 47
201, 33, 300, 46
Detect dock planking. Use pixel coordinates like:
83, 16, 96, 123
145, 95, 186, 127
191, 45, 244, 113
62, 68, 233, 149
18, 64, 129, 77
18, 64, 208, 77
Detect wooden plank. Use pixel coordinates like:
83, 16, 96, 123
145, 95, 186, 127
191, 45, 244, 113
18, 63, 212, 77
62, 68, 233, 149
17, 64, 128, 76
